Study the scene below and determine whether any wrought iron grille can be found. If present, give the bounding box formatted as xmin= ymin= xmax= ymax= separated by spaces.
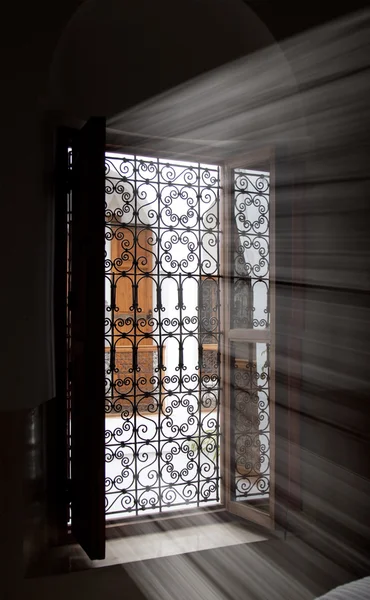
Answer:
xmin=231 ymin=341 xmax=270 ymax=501
xmin=63 ymin=153 xmax=273 ymax=522
xmin=104 ymin=153 xmax=221 ymax=518
xmin=230 ymin=168 xmax=271 ymax=504
xmin=232 ymin=169 xmax=270 ymax=330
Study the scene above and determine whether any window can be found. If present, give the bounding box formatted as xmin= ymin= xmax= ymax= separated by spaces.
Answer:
xmin=55 ymin=119 xmax=277 ymax=559
xmin=225 ymin=162 xmax=273 ymax=518
xmin=104 ymin=152 xmax=222 ymax=518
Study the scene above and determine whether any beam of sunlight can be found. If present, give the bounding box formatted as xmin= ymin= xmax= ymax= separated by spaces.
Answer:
xmin=105 ymin=8 xmax=370 ymax=598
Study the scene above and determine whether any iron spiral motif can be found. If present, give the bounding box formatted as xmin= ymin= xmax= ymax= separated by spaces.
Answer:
xmin=232 ymin=169 xmax=270 ymax=330
xmin=231 ymin=168 xmax=271 ymax=502
xmin=104 ymin=153 xmax=221 ymax=518
xmin=231 ymin=342 xmax=270 ymax=500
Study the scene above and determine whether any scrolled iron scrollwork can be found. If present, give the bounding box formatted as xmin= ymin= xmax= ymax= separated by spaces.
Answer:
xmin=232 ymin=169 xmax=270 ymax=330
xmin=232 ymin=342 xmax=270 ymax=501
xmin=104 ymin=153 xmax=221 ymax=518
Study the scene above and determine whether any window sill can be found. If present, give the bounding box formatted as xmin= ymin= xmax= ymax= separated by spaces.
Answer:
xmin=26 ymin=512 xmax=269 ymax=578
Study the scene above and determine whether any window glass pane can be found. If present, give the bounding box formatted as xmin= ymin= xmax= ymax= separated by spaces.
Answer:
xmin=231 ymin=169 xmax=270 ymax=329
xmin=231 ymin=341 xmax=270 ymax=511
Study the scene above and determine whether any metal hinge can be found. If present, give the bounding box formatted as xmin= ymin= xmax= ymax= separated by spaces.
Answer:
xmin=68 ymin=361 xmax=73 ymax=383
xmin=66 ymin=152 xmax=73 ymax=193
xmin=65 ymin=166 xmax=73 ymax=193
xmin=66 ymin=478 xmax=73 ymax=503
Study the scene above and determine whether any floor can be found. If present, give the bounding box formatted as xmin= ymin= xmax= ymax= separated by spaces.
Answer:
xmin=30 ymin=512 xmax=267 ymax=575
xmin=123 ymin=537 xmax=354 ymax=600
xmin=26 ymin=510 xmax=360 ymax=600
xmin=25 ymin=531 xmax=357 ymax=600
xmin=94 ymin=520 xmax=267 ymax=567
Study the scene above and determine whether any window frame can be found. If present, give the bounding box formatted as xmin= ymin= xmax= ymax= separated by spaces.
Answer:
xmin=51 ymin=132 xmax=302 ymax=548
xmin=221 ymin=146 xmax=276 ymax=529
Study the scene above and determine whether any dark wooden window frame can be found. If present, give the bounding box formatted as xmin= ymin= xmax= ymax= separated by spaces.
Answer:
xmin=49 ymin=132 xmax=303 ymax=554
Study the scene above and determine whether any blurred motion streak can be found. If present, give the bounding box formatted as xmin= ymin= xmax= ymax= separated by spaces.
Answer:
xmin=106 ymin=8 xmax=370 ymax=597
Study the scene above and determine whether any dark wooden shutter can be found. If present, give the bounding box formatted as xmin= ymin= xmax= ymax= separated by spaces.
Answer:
xmin=70 ymin=117 xmax=106 ymax=559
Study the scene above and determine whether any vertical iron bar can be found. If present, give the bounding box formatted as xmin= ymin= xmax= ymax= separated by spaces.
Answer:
xmin=133 ymin=155 xmax=138 ymax=515
xmin=216 ymin=166 xmax=221 ymax=502
xmin=197 ymin=162 xmax=202 ymax=507
xmin=178 ymin=282 xmax=183 ymax=311
xmin=132 ymin=283 xmax=138 ymax=311
xmin=110 ymin=273 xmax=116 ymax=384
xmin=157 ymin=155 xmax=162 ymax=513
xmin=179 ymin=340 xmax=184 ymax=371
xmin=199 ymin=342 xmax=203 ymax=373
xmin=230 ymin=169 xmax=237 ymax=502
xmin=178 ymin=274 xmax=183 ymax=373
xmin=133 ymin=345 xmax=138 ymax=372
xmin=178 ymin=267 xmax=184 ymax=508
xmin=157 ymin=286 xmax=162 ymax=313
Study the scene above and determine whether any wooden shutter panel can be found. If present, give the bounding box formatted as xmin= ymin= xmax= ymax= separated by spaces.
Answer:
xmin=70 ymin=117 xmax=106 ymax=559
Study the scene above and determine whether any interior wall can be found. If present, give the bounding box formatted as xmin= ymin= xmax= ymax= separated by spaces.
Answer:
xmin=0 ymin=2 xmax=76 ymax=595
xmin=1 ymin=0 xmax=369 ymax=596
xmin=298 ymin=169 xmax=370 ymax=570
xmin=1 ymin=0 xmax=278 ymax=415
xmin=1 ymin=0 xmax=77 ymax=415
xmin=286 ymin=13 xmax=370 ymax=569
xmin=0 ymin=2 xmax=280 ymax=598
xmin=48 ymin=0 xmax=276 ymax=119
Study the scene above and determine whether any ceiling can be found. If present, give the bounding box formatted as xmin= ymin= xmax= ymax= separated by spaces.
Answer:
xmin=243 ymin=0 xmax=370 ymax=40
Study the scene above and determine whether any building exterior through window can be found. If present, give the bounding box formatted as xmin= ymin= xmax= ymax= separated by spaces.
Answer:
xmin=64 ymin=144 xmax=273 ymax=525
xmin=102 ymin=151 xmax=272 ymax=520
